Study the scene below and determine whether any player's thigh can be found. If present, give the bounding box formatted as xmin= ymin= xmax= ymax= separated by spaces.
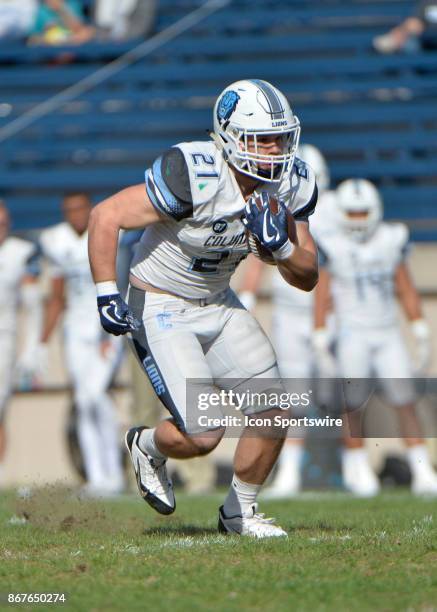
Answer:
xmin=64 ymin=331 xmax=98 ymax=392
xmin=374 ymin=330 xmax=415 ymax=405
xmin=204 ymin=303 xmax=289 ymax=421
xmin=337 ymin=329 xmax=372 ymax=378
xmin=0 ymin=332 xmax=16 ymax=422
xmin=205 ymin=303 xmax=277 ymax=381
xmin=128 ymin=287 xmax=218 ymax=434
xmin=337 ymin=329 xmax=373 ymax=409
xmin=272 ymin=307 xmax=313 ymax=379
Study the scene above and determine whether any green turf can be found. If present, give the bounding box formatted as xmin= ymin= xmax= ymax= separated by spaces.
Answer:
xmin=0 ymin=487 xmax=436 ymax=611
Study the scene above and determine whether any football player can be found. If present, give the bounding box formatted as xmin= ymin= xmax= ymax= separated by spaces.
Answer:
xmin=314 ymin=179 xmax=437 ymax=496
xmin=240 ymin=145 xmax=337 ymax=498
xmin=88 ymin=79 xmax=319 ymax=537
xmin=0 ymin=200 xmax=42 ymax=487
xmin=38 ymin=193 xmax=125 ymax=496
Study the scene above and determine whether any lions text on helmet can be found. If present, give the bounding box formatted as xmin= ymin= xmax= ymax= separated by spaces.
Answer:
xmin=213 ymin=79 xmax=301 ymax=183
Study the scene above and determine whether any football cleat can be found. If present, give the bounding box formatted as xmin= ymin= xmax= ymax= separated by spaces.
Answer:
xmin=125 ymin=427 xmax=175 ymax=515
xmin=342 ymin=450 xmax=380 ymax=498
xmin=218 ymin=503 xmax=288 ymax=538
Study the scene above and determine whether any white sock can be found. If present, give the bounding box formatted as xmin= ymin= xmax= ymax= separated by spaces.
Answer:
xmin=0 ymin=463 xmax=4 ymax=488
xmin=138 ymin=428 xmax=167 ymax=462
xmin=223 ymin=475 xmax=261 ymax=517
xmin=406 ymin=444 xmax=434 ymax=478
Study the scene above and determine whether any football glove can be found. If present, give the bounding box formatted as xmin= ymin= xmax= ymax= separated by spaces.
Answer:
xmin=242 ymin=192 xmax=289 ymax=253
xmin=97 ymin=293 xmax=141 ymax=336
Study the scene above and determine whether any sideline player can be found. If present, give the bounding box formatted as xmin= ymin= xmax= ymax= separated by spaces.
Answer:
xmin=88 ymin=79 xmax=319 ymax=537
xmin=240 ymin=145 xmax=336 ymax=497
xmin=38 ymin=193 xmax=124 ymax=496
xmin=0 ymin=200 xmax=42 ymax=487
xmin=314 ymin=179 xmax=437 ymax=496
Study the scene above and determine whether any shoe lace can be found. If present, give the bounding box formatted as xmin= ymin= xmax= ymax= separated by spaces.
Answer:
xmin=252 ymin=512 xmax=276 ymax=525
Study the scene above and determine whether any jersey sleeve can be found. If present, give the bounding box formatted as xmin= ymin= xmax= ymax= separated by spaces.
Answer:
xmin=291 ymin=159 xmax=318 ymax=222
xmin=145 ymin=147 xmax=194 ymax=221
xmin=392 ymin=223 xmax=410 ymax=261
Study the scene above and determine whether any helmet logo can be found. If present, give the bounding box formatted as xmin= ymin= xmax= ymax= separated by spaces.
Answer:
xmin=217 ymin=90 xmax=240 ymax=124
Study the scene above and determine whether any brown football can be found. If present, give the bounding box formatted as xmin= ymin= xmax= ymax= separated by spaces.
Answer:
xmin=245 ymin=194 xmax=297 ymax=265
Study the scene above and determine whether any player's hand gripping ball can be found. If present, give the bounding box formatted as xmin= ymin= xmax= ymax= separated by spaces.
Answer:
xmin=242 ymin=192 xmax=297 ymax=265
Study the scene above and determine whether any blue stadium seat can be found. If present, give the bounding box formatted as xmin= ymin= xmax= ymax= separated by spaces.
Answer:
xmin=1 ymin=0 xmax=436 ymax=240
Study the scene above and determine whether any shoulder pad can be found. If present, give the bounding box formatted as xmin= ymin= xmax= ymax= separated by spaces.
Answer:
xmin=176 ymin=141 xmax=224 ymax=206
xmin=39 ymin=223 xmax=67 ymax=258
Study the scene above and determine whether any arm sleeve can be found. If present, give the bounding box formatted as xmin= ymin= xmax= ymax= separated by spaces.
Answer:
xmin=145 ymin=147 xmax=194 ymax=221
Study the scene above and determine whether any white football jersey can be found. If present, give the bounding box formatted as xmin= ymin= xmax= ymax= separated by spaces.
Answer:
xmin=0 ymin=236 xmax=36 ymax=332
xmin=317 ymin=222 xmax=409 ymax=329
xmin=39 ymin=223 xmax=97 ymax=330
xmin=131 ymin=140 xmax=317 ymax=298
xmin=271 ymin=190 xmax=337 ymax=310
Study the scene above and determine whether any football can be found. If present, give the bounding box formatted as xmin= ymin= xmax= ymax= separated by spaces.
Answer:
xmin=245 ymin=194 xmax=297 ymax=265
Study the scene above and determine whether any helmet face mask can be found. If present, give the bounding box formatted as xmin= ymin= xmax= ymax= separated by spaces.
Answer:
xmin=335 ymin=179 xmax=383 ymax=242
xmin=213 ymin=80 xmax=301 ymax=183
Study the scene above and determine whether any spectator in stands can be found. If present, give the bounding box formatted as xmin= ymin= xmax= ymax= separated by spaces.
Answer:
xmin=93 ymin=0 xmax=157 ymax=41
xmin=374 ymin=0 xmax=437 ymax=53
xmin=0 ymin=0 xmax=37 ymax=40
xmin=28 ymin=0 xmax=95 ymax=45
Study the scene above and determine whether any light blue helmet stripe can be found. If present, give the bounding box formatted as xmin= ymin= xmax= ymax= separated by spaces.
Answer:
xmin=250 ymin=79 xmax=284 ymax=118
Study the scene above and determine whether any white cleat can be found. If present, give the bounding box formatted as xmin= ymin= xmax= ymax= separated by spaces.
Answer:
xmin=125 ymin=427 xmax=175 ymax=515
xmin=218 ymin=503 xmax=288 ymax=538
xmin=411 ymin=471 xmax=437 ymax=496
xmin=342 ymin=451 xmax=380 ymax=498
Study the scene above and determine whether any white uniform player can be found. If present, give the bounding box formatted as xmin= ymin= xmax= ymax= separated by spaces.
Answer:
xmin=39 ymin=194 xmax=124 ymax=496
xmin=0 ymin=202 xmax=42 ymax=486
xmin=89 ymin=79 xmax=320 ymax=537
xmin=315 ymin=179 xmax=437 ymax=496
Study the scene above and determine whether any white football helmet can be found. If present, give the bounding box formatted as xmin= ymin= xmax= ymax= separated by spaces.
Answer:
xmin=336 ymin=179 xmax=383 ymax=241
xmin=213 ymin=79 xmax=301 ymax=183
xmin=297 ymin=144 xmax=330 ymax=194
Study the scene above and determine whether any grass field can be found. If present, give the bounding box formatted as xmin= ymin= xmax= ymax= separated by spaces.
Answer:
xmin=1 ymin=487 xmax=436 ymax=611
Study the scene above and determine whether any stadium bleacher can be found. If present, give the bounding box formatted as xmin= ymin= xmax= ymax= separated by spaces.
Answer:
xmin=1 ymin=0 xmax=436 ymax=238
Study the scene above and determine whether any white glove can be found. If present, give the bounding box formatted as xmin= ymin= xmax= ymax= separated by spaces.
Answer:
xmin=312 ymin=328 xmax=337 ymax=378
xmin=15 ymin=343 xmax=49 ymax=390
xmin=238 ymin=291 xmax=256 ymax=312
xmin=411 ymin=319 xmax=432 ymax=375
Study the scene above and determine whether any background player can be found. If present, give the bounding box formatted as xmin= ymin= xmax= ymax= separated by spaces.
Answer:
xmin=314 ymin=179 xmax=437 ymax=496
xmin=88 ymin=79 xmax=319 ymax=537
xmin=37 ymin=193 xmax=124 ymax=496
xmin=0 ymin=200 xmax=42 ymax=488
